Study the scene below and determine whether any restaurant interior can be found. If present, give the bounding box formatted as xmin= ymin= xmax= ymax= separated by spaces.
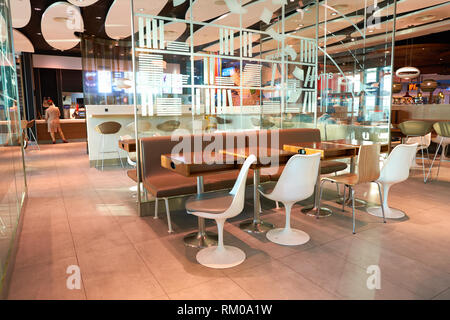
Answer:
xmin=0 ymin=0 xmax=449 ymax=301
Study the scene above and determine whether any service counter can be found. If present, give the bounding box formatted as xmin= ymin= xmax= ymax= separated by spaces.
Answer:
xmin=36 ymin=119 xmax=86 ymax=142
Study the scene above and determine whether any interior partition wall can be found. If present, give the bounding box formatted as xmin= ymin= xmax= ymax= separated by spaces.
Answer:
xmin=0 ymin=0 xmax=27 ymax=296
xmin=80 ymin=0 xmax=396 ymax=214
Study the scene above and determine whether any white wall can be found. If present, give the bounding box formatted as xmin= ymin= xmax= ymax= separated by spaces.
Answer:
xmin=32 ymin=54 xmax=82 ymax=70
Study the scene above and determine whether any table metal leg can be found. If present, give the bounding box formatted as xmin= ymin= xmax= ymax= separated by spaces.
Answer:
xmin=184 ymin=176 xmax=218 ymax=248
xmin=301 ymin=161 xmax=333 ymax=218
xmin=239 ymin=168 xmax=274 ymax=233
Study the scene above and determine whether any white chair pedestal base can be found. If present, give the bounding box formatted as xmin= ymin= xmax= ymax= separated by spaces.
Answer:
xmin=367 ymin=206 xmax=405 ymax=219
xmin=196 ymin=245 xmax=246 ymax=269
xmin=266 ymin=228 xmax=310 ymax=246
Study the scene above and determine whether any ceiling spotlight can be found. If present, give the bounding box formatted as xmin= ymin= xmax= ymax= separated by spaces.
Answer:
xmin=331 ymin=12 xmax=337 ymax=16
xmin=138 ymin=8 xmax=144 ymax=12
xmin=96 ymin=16 xmax=102 ymax=20
xmin=37 ymin=32 xmax=41 ymax=35
xmin=351 ymin=38 xmax=355 ymax=41
xmin=34 ymin=7 xmax=42 ymax=11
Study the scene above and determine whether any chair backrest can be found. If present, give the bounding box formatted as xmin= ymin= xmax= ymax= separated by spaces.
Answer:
xmin=356 ymin=144 xmax=381 ymax=184
xmin=270 ymin=153 xmax=321 ymax=204
xmin=378 ymin=143 xmax=418 ymax=184
xmin=223 ymin=154 xmax=257 ymax=219
xmin=95 ymin=121 xmax=122 ymax=135
xmin=434 ymin=122 xmax=450 ymax=138
xmin=398 ymin=120 xmax=433 ymax=136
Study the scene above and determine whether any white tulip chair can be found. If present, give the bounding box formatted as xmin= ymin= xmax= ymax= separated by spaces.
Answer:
xmin=186 ymin=154 xmax=257 ymax=269
xmin=259 ymin=153 xmax=321 ymax=246
xmin=367 ymin=143 xmax=418 ymax=219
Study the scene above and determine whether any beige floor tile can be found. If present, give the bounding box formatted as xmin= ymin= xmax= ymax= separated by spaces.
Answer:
xmin=135 ymin=237 xmax=228 ymax=294
xmin=321 ymin=235 xmax=450 ymax=299
xmin=228 ymin=260 xmax=339 ymax=300
xmin=168 ymin=278 xmax=253 ymax=300
xmin=8 ymin=256 xmax=85 ymax=300
xmin=77 ymin=243 xmax=165 ymax=299
xmin=279 ymin=245 xmax=421 ymax=300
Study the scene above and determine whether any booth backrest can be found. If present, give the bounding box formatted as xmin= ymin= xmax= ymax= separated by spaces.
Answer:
xmin=140 ymin=128 xmax=321 ymax=178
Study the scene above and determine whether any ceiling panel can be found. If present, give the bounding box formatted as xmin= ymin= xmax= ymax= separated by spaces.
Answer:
xmin=186 ymin=0 xmax=253 ymax=22
xmin=13 ymin=29 xmax=34 ymax=52
xmin=188 ymin=0 xmax=282 ymax=46
xmin=41 ymin=2 xmax=84 ymax=51
xmin=11 ymin=0 xmax=31 ymax=28
xmin=351 ymin=2 xmax=450 ymax=38
xmin=67 ymin=0 xmax=100 ymax=7
xmin=105 ymin=0 xmax=167 ymax=40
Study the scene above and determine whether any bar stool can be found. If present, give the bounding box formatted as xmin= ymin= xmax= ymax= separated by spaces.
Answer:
xmin=318 ymin=144 xmax=385 ymax=234
xmin=95 ymin=121 xmax=124 ymax=170
xmin=367 ymin=143 xmax=418 ymax=219
xmin=426 ymin=122 xmax=450 ymax=182
xmin=186 ymin=155 xmax=256 ymax=269
xmin=432 ymin=135 xmax=450 ymax=162
xmin=21 ymin=119 xmax=39 ymax=150
xmin=398 ymin=121 xmax=433 ymax=182
xmin=259 ymin=153 xmax=321 ymax=246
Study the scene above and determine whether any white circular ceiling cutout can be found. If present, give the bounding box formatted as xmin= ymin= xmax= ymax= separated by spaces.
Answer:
xmin=13 ymin=29 xmax=34 ymax=52
xmin=105 ymin=0 xmax=167 ymax=40
xmin=11 ymin=0 xmax=32 ymax=28
xmin=41 ymin=2 xmax=84 ymax=51
xmin=67 ymin=0 xmax=99 ymax=7
xmin=186 ymin=0 xmax=253 ymax=22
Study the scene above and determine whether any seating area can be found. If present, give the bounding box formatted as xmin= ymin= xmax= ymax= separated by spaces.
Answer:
xmin=123 ymin=128 xmax=426 ymax=269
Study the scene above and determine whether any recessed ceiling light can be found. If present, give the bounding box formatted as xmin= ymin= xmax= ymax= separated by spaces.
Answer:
xmin=331 ymin=12 xmax=337 ymax=16
xmin=34 ymin=7 xmax=42 ymax=11
xmin=138 ymin=8 xmax=144 ymax=12
xmin=96 ymin=16 xmax=102 ymax=20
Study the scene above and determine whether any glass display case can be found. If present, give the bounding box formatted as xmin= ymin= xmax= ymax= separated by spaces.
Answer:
xmin=0 ymin=0 xmax=27 ymax=296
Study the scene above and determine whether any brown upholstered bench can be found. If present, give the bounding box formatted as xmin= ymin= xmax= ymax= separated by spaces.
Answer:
xmin=140 ymin=132 xmax=269 ymax=232
xmin=258 ymin=128 xmax=348 ymax=181
xmin=139 ymin=128 xmax=346 ymax=233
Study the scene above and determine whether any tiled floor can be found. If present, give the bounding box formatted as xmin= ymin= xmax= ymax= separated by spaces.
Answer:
xmin=7 ymin=142 xmax=450 ymax=300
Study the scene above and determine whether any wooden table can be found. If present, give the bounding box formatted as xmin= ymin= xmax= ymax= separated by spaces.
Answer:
xmin=161 ymin=148 xmax=296 ymax=244
xmin=283 ymin=141 xmax=361 ymax=217
xmin=118 ymin=139 xmax=136 ymax=153
xmin=219 ymin=148 xmax=296 ymax=233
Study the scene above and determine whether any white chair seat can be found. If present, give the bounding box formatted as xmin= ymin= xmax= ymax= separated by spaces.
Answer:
xmin=189 ymin=155 xmax=257 ymax=269
xmin=186 ymin=191 xmax=234 ymax=215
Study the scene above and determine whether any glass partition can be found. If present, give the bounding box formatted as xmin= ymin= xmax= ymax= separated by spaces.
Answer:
xmin=79 ymin=0 xmax=396 ymax=212
xmin=316 ymin=0 xmax=396 ymax=144
xmin=0 ymin=0 xmax=27 ymax=295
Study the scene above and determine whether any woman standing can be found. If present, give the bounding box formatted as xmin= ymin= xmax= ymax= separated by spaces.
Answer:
xmin=45 ymin=100 xmax=68 ymax=144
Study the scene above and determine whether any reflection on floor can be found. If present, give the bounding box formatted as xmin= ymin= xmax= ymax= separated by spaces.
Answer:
xmin=7 ymin=142 xmax=450 ymax=300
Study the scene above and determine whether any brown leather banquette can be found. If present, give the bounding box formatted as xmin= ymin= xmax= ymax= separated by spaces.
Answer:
xmin=138 ymin=128 xmax=347 ymax=199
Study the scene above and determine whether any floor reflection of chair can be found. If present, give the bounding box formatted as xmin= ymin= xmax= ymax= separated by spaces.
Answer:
xmin=259 ymin=153 xmax=321 ymax=246
xmin=367 ymin=143 xmax=418 ymax=219
xmin=318 ymin=144 xmax=385 ymax=234
xmin=186 ymin=155 xmax=256 ymax=269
